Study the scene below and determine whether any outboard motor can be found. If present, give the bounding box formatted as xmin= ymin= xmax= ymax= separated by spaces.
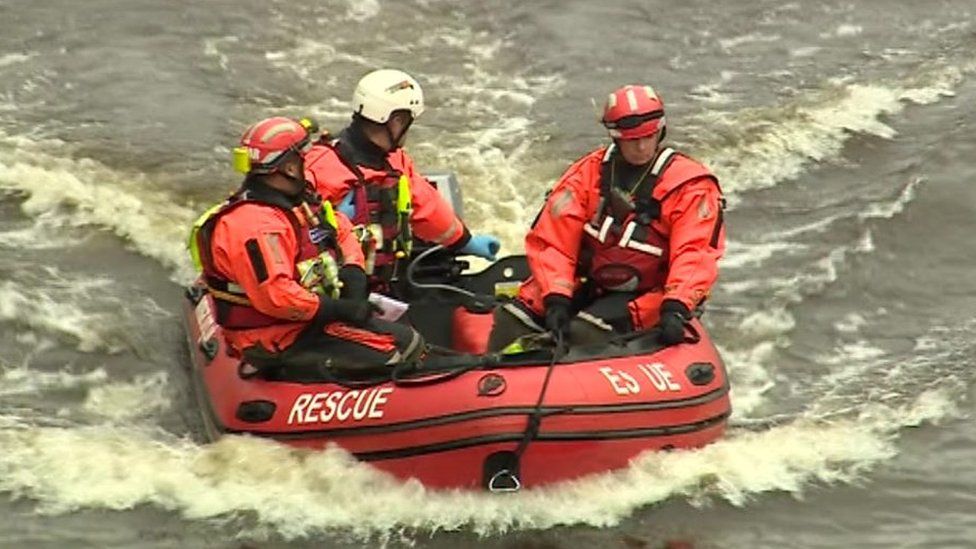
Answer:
xmin=425 ymin=172 xmax=465 ymax=218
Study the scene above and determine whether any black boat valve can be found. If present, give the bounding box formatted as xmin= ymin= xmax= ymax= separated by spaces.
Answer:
xmin=685 ymin=362 xmax=716 ymax=386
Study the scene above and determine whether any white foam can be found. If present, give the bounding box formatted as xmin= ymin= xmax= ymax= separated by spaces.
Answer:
xmin=721 ymin=340 xmax=778 ymax=418
xmin=1 ymin=388 xmax=955 ymax=540
xmin=817 ymin=340 xmax=887 ymax=372
xmin=718 ymin=33 xmax=781 ymax=51
xmin=721 ymin=239 xmax=806 ymax=271
xmin=0 ymin=264 xmax=171 ymax=353
xmin=0 ymin=53 xmax=33 ymax=68
xmin=342 ymin=0 xmax=381 ymax=22
xmin=790 ymin=46 xmax=823 ymax=58
xmin=81 ymin=371 xmax=171 ymax=421
xmin=0 ymin=365 xmax=108 ymax=398
xmin=0 ymin=132 xmax=199 ymax=283
xmin=820 ymin=24 xmax=863 ymax=38
xmin=834 ymin=312 xmax=868 ymax=334
xmin=698 ymin=65 xmax=966 ymax=198
xmin=738 ymin=307 xmax=797 ymax=339
xmin=0 ymin=278 xmax=120 ymax=353
xmin=0 ymin=212 xmax=90 ymax=250
xmin=202 ymin=36 xmax=238 ymax=72
xmin=732 ymin=229 xmax=875 ymax=304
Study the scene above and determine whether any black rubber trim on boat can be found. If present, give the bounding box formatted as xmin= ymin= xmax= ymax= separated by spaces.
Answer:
xmin=351 ymin=412 xmax=730 ymax=462
xmin=227 ymin=382 xmax=729 ymax=440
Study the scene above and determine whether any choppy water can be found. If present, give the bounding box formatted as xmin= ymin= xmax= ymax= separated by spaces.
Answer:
xmin=1 ymin=1 xmax=975 ymax=547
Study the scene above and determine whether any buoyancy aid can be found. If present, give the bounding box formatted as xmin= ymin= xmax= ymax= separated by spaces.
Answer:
xmin=188 ymin=183 xmax=343 ymax=330
xmin=313 ymin=139 xmax=414 ymax=282
xmin=580 ymin=146 xmax=723 ymax=293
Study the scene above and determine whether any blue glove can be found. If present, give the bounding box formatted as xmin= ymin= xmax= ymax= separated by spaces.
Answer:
xmin=461 ymin=234 xmax=501 ymax=261
xmin=337 ymin=191 xmax=356 ymax=219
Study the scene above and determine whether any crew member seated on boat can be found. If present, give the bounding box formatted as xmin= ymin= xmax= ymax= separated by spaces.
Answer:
xmin=188 ymin=117 xmax=423 ymax=380
xmin=488 ymin=84 xmax=726 ymax=350
xmin=302 ymin=68 xmax=501 ymax=292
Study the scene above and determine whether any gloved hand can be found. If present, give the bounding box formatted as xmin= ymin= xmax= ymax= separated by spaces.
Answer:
xmin=337 ymin=191 xmax=356 ymax=219
xmin=658 ymin=299 xmax=691 ymax=346
xmin=317 ymin=297 xmax=375 ymax=326
xmin=460 ymin=233 xmax=501 ymax=261
xmin=338 ymin=265 xmax=369 ymax=300
xmin=543 ymin=294 xmax=573 ymax=342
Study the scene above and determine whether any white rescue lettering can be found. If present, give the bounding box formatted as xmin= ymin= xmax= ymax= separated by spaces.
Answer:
xmin=287 ymin=387 xmax=393 ymax=425
xmin=288 ymin=394 xmax=311 ymax=424
xmin=369 ymin=388 xmax=391 ymax=418
xmin=304 ymin=392 xmax=327 ymax=423
xmin=638 ymin=362 xmax=682 ymax=392
xmin=599 ymin=366 xmax=640 ymax=395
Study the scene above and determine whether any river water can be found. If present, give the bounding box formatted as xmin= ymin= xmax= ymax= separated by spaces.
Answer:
xmin=1 ymin=1 xmax=974 ymax=547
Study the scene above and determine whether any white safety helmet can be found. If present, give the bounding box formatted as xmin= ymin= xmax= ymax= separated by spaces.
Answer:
xmin=351 ymin=69 xmax=425 ymax=124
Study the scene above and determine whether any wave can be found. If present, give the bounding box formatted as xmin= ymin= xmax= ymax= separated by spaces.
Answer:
xmin=4 ymin=319 xmax=970 ymax=540
xmin=81 ymin=371 xmax=172 ymax=422
xmin=0 ymin=267 xmax=172 ymax=354
xmin=0 ymin=211 xmax=92 ymax=250
xmin=0 ymin=385 xmax=956 ymax=541
xmin=0 ymin=276 xmax=123 ymax=353
xmin=0 ymin=131 xmax=200 ymax=283
xmin=0 ymin=53 xmax=34 ymax=68
xmin=0 ymin=364 xmax=108 ymax=399
xmin=693 ymin=62 xmax=970 ymax=201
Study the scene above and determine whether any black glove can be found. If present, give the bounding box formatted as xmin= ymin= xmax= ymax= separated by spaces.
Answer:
xmin=315 ymin=297 xmax=375 ymax=327
xmin=658 ymin=299 xmax=691 ymax=346
xmin=543 ymin=294 xmax=573 ymax=341
xmin=339 ymin=265 xmax=369 ymax=300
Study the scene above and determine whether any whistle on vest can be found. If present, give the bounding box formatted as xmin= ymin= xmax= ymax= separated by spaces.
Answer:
xmin=300 ymin=202 xmax=319 ymax=227
xmin=608 ymin=187 xmax=636 ymax=221
xmin=355 ymin=223 xmax=383 ymax=275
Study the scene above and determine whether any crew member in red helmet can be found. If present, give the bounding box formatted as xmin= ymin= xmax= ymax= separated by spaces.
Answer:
xmin=189 ymin=117 xmax=423 ymax=380
xmin=488 ymin=85 xmax=726 ymax=350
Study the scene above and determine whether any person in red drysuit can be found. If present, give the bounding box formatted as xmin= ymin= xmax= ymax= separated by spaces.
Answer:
xmin=190 ymin=117 xmax=423 ymax=380
xmin=303 ymin=69 xmax=500 ymax=290
xmin=488 ymin=84 xmax=726 ymax=350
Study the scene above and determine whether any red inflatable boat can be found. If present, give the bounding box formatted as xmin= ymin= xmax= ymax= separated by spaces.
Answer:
xmin=182 ymin=175 xmax=730 ymax=491
xmin=183 ymin=261 xmax=729 ymax=490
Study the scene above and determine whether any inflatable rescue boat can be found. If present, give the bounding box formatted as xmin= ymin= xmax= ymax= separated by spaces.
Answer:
xmin=183 ymin=174 xmax=731 ymax=491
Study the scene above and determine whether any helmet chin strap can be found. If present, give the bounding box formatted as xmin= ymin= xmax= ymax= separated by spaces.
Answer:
xmin=384 ymin=116 xmax=414 ymax=151
xmin=273 ymin=154 xmax=308 ymax=197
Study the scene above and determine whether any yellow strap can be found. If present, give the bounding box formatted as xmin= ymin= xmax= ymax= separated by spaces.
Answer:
xmin=322 ymin=199 xmax=338 ymax=229
xmin=397 ymin=174 xmax=412 ymax=214
xmin=396 ymin=174 xmax=413 ymax=255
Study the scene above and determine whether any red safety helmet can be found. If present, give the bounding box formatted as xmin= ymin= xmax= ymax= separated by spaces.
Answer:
xmin=233 ymin=117 xmax=313 ymax=174
xmin=601 ymin=85 xmax=666 ymax=140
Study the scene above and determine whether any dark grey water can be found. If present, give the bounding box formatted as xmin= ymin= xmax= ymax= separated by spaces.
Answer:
xmin=2 ymin=0 xmax=975 ymax=547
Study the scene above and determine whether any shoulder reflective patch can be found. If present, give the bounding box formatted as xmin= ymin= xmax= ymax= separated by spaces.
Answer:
xmin=245 ymin=239 xmax=269 ymax=283
xmin=549 ymin=188 xmax=574 ymax=218
xmin=262 ymin=232 xmax=286 ymax=265
xmin=697 ymin=196 xmax=714 ymax=220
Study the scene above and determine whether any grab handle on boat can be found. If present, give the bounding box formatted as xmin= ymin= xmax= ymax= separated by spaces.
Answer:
xmin=487 ymin=469 xmax=521 ymax=493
